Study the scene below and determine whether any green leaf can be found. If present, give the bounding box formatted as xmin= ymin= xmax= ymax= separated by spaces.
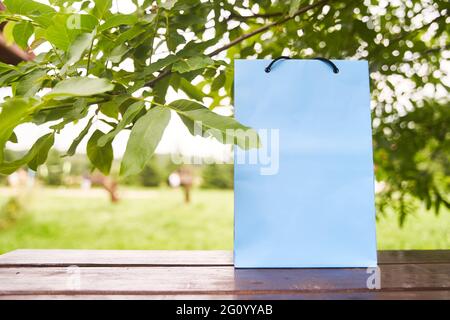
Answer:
xmin=211 ymin=71 xmax=225 ymax=91
xmin=64 ymin=116 xmax=94 ymax=157
xmin=289 ymin=0 xmax=301 ymax=17
xmin=152 ymin=73 xmax=171 ymax=104
xmin=62 ymin=32 xmax=95 ymax=73
xmin=167 ymin=30 xmax=185 ymax=52
xmin=46 ymin=14 xmax=97 ymax=51
xmin=46 ymin=15 xmax=76 ymax=51
xmin=224 ymin=67 xmax=233 ymax=96
xmin=87 ymin=129 xmax=113 ymax=175
xmin=0 ymin=97 xmax=38 ymax=163
xmin=50 ymin=98 xmax=89 ymax=131
xmin=98 ymin=14 xmax=138 ymax=32
xmin=0 ymin=133 xmax=54 ymax=174
xmin=169 ymin=99 xmax=260 ymax=149
xmin=68 ymin=14 xmax=99 ymax=32
xmin=120 ymin=106 xmax=171 ymax=176
xmin=172 ymin=56 xmax=214 ymax=73
xmin=97 ymin=101 xmax=145 ymax=147
xmin=13 ymin=21 xmax=34 ymax=49
xmin=3 ymin=21 xmax=15 ymax=45
xmin=99 ymin=95 xmax=131 ymax=119
xmin=0 ymin=62 xmax=18 ymax=73
xmin=3 ymin=0 xmax=55 ymax=18
xmin=178 ymin=77 xmax=205 ymax=101
xmin=178 ymin=114 xmax=204 ymax=137
xmin=8 ymin=131 xmax=18 ymax=144
xmin=108 ymin=44 xmax=129 ymax=64
xmin=93 ymin=0 xmax=112 ymax=19
xmin=99 ymin=100 xmax=119 ymax=119
xmin=141 ymin=55 xmax=178 ymax=77
xmin=15 ymin=69 xmax=48 ymax=97
xmin=46 ymin=77 xmax=114 ymax=98
xmin=176 ymin=39 xmax=217 ymax=57
xmin=28 ymin=133 xmax=54 ymax=170
xmin=159 ymin=0 xmax=178 ymax=10
xmin=115 ymin=25 xmax=145 ymax=44
xmin=30 ymin=26 xmax=47 ymax=47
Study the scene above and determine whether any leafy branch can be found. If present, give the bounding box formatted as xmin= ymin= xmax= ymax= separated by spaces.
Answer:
xmin=145 ymin=0 xmax=331 ymax=87
xmin=0 ymin=0 xmax=448 ymax=223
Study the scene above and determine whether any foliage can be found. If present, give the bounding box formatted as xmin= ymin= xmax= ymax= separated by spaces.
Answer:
xmin=0 ymin=188 xmax=236 ymax=252
xmin=0 ymin=0 xmax=258 ymax=178
xmin=120 ymin=154 xmax=178 ymax=186
xmin=0 ymin=0 xmax=448 ymax=222
xmin=140 ymin=160 xmax=163 ymax=187
xmin=0 ymin=195 xmax=27 ymax=229
xmin=0 ymin=187 xmax=448 ymax=253
xmin=374 ymin=101 xmax=449 ymax=225
xmin=42 ymin=149 xmax=64 ymax=185
xmin=201 ymin=163 xmax=234 ymax=189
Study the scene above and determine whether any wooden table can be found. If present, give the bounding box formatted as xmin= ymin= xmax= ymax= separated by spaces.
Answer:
xmin=0 ymin=250 xmax=449 ymax=299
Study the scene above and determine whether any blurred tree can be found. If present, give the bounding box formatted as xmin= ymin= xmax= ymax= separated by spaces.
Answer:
xmin=140 ymin=160 xmax=163 ymax=187
xmin=202 ymin=164 xmax=234 ymax=189
xmin=41 ymin=149 xmax=64 ymax=185
xmin=0 ymin=0 xmax=448 ymax=222
xmin=0 ymin=196 xmax=25 ymax=229
xmin=120 ymin=154 xmax=176 ymax=186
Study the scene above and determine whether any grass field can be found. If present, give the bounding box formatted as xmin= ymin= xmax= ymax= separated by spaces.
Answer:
xmin=0 ymin=187 xmax=448 ymax=254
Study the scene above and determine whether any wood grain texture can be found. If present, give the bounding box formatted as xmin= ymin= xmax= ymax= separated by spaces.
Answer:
xmin=1 ymin=291 xmax=449 ymax=300
xmin=1 ymin=249 xmax=449 ymax=267
xmin=378 ymin=250 xmax=450 ymax=264
xmin=0 ymin=250 xmax=232 ymax=267
xmin=0 ymin=250 xmax=448 ymax=299
xmin=0 ymin=264 xmax=448 ymax=294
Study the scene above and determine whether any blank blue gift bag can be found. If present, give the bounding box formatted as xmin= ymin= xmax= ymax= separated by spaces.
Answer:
xmin=234 ymin=58 xmax=377 ymax=268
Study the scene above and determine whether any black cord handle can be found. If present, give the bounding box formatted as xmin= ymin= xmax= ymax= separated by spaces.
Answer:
xmin=264 ymin=56 xmax=339 ymax=74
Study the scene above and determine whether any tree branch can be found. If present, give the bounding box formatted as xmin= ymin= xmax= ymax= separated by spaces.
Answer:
xmin=228 ymin=11 xmax=284 ymax=21
xmin=371 ymin=13 xmax=447 ymax=59
xmin=403 ymin=44 xmax=450 ymax=62
xmin=144 ymin=0 xmax=330 ymax=87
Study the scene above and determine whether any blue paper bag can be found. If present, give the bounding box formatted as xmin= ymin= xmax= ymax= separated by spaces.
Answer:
xmin=234 ymin=59 xmax=377 ymax=268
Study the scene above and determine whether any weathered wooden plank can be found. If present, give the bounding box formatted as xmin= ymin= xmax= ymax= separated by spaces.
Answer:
xmin=378 ymin=250 xmax=450 ymax=264
xmin=0 ymin=264 xmax=448 ymax=295
xmin=1 ymin=290 xmax=449 ymax=300
xmin=0 ymin=250 xmax=232 ymax=267
xmin=1 ymin=250 xmax=448 ymax=267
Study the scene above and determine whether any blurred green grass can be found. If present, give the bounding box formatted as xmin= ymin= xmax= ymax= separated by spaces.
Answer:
xmin=0 ymin=187 xmax=448 ymax=254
